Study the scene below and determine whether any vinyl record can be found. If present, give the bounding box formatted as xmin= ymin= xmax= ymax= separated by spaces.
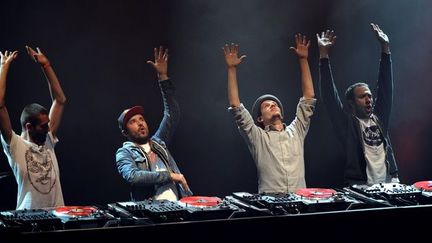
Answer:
xmin=53 ymin=206 xmax=98 ymax=217
xmin=179 ymin=196 xmax=222 ymax=208
xmin=413 ymin=181 xmax=432 ymax=191
xmin=295 ymin=188 xmax=336 ymax=199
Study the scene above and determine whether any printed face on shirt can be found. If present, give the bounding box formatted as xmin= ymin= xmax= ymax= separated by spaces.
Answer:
xmin=353 ymin=86 xmax=373 ymax=118
xmin=25 ymin=147 xmax=57 ymax=194
xmin=28 ymin=114 xmax=50 ymax=146
xmin=259 ymin=100 xmax=282 ymax=125
xmin=125 ymin=114 xmax=149 ymax=144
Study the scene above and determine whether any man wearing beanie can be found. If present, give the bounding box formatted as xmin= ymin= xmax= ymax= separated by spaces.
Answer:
xmin=223 ymin=34 xmax=316 ymax=193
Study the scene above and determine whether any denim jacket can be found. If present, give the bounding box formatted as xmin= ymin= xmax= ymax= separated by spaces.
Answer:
xmin=115 ymin=79 xmax=191 ymax=201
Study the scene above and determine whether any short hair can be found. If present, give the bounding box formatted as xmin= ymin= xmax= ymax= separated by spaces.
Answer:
xmin=20 ymin=103 xmax=48 ymax=128
xmin=345 ymin=82 xmax=369 ymax=101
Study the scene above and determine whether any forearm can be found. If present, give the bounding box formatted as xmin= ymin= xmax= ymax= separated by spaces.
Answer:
xmin=0 ymin=65 xmax=10 ymax=107
xmin=158 ymin=73 xmax=169 ymax=81
xmin=319 ymin=48 xmax=329 ymax=59
xmin=299 ymin=58 xmax=314 ymax=98
xmin=43 ymin=65 xmax=67 ymax=104
xmin=128 ymin=169 xmax=171 ymax=186
xmin=319 ymin=58 xmax=348 ymax=138
xmin=375 ymin=53 xmax=393 ymax=126
xmin=159 ymin=79 xmax=179 ymax=119
xmin=381 ymin=43 xmax=390 ymax=54
xmin=155 ymin=79 xmax=179 ymax=144
xmin=227 ymin=67 xmax=241 ymax=107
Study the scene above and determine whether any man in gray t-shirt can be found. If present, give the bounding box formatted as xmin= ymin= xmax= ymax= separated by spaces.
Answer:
xmin=0 ymin=46 xmax=67 ymax=209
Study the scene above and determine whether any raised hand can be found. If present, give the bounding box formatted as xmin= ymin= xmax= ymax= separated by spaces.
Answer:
xmin=317 ymin=30 xmax=337 ymax=58
xmin=0 ymin=51 xmax=18 ymax=67
xmin=26 ymin=46 xmax=50 ymax=67
xmin=317 ymin=30 xmax=337 ymax=49
xmin=147 ymin=46 xmax=168 ymax=80
xmin=370 ymin=23 xmax=390 ymax=54
xmin=222 ymin=43 xmax=246 ymax=68
xmin=290 ymin=34 xmax=310 ymax=59
xmin=370 ymin=23 xmax=389 ymax=45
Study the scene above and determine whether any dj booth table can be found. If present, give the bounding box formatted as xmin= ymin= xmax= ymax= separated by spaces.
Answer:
xmin=2 ymin=183 xmax=432 ymax=241
xmin=3 ymin=204 xmax=431 ymax=241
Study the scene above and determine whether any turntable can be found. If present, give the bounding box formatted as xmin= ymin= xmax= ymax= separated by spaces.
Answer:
xmin=179 ymin=196 xmax=222 ymax=207
xmin=413 ymin=181 xmax=432 ymax=204
xmin=295 ymin=188 xmax=336 ymax=200
xmin=112 ymin=199 xmax=189 ymax=223
xmin=413 ymin=181 xmax=432 ymax=192
xmin=228 ymin=192 xmax=302 ymax=215
xmin=179 ymin=196 xmax=241 ymax=220
xmin=294 ymin=188 xmax=361 ymax=213
xmin=349 ymin=183 xmax=422 ymax=206
xmin=52 ymin=206 xmax=115 ymax=229
xmin=0 ymin=209 xmax=62 ymax=232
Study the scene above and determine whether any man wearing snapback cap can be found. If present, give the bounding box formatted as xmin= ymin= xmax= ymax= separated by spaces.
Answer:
xmin=115 ymin=46 xmax=191 ymax=201
xmin=223 ymin=34 xmax=316 ymax=194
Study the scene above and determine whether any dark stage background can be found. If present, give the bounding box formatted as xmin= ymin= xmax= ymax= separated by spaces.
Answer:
xmin=1 ymin=0 xmax=431 ymax=210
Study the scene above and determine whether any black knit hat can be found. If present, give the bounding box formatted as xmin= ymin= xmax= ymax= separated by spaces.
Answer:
xmin=251 ymin=94 xmax=284 ymax=126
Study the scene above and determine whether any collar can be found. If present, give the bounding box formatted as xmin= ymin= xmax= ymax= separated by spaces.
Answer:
xmin=264 ymin=123 xmax=287 ymax=132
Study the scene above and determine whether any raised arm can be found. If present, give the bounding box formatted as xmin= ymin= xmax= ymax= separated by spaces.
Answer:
xmin=317 ymin=30 xmax=348 ymax=140
xmin=290 ymin=34 xmax=314 ymax=98
xmin=26 ymin=46 xmax=66 ymax=138
xmin=223 ymin=43 xmax=246 ymax=108
xmin=0 ymin=51 xmax=18 ymax=144
xmin=147 ymin=47 xmax=179 ymax=145
xmin=370 ymin=23 xmax=393 ymax=127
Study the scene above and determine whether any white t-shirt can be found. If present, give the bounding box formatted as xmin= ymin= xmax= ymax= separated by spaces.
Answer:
xmin=1 ymin=131 xmax=64 ymax=209
xmin=140 ymin=143 xmax=178 ymax=201
xmin=357 ymin=118 xmax=387 ymax=185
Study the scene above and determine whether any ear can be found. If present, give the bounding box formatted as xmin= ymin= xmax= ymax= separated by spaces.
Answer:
xmin=257 ymin=116 xmax=263 ymax=123
xmin=121 ymin=129 xmax=128 ymax=137
xmin=25 ymin=122 xmax=32 ymax=131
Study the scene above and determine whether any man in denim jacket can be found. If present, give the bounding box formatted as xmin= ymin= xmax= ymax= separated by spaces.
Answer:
xmin=116 ymin=47 xmax=191 ymax=201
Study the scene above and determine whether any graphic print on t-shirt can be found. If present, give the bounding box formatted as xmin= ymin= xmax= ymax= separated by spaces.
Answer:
xmin=25 ymin=147 xmax=57 ymax=194
xmin=362 ymin=124 xmax=383 ymax=147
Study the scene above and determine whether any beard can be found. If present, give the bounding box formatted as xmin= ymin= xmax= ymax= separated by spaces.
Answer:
xmin=32 ymin=132 xmax=47 ymax=145
xmin=131 ymin=134 xmax=149 ymax=145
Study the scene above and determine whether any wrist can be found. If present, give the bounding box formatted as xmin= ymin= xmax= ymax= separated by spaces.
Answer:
xmin=158 ymin=73 xmax=168 ymax=81
xmin=0 ymin=63 xmax=10 ymax=69
xmin=381 ymin=44 xmax=390 ymax=54
xmin=42 ymin=63 xmax=51 ymax=69
xmin=319 ymin=52 xmax=329 ymax=59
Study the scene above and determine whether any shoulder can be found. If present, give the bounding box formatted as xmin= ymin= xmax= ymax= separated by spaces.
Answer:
xmin=116 ymin=142 xmax=140 ymax=157
xmin=151 ymin=138 xmax=167 ymax=148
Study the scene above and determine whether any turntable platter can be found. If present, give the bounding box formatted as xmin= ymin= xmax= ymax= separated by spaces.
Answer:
xmin=295 ymin=188 xmax=336 ymax=200
xmin=179 ymin=196 xmax=222 ymax=208
xmin=413 ymin=181 xmax=432 ymax=191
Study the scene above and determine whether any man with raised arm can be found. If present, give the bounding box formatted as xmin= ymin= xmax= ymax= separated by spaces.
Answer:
xmin=223 ymin=34 xmax=316 ymax=193
xmin=0 ymin=46 xmax=67 ymax=209
xmin=318 ymin=23 xmax=399 ymax=186
xmin=116 ymin=47 xmax=192 ymax=201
